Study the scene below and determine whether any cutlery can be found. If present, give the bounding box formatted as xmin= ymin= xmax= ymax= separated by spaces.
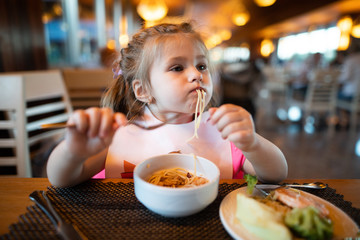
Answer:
xmin=29 ymin=190 xmax=88 ymax=240
xmin=254 ymin=182 xmax=327 ymax=197
xmin=255 ymin=182 xmax=327 ymax=190
xmin=40 ymin=115 xmax=180 ymax=131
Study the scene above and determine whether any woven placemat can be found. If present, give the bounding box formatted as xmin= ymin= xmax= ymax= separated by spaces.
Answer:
xmin=1 ymin=182 xmax=359 ymax=240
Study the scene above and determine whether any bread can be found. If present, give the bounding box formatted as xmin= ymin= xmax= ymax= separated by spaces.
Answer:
xmin=236 ymin=193 xmax=292 ymax=240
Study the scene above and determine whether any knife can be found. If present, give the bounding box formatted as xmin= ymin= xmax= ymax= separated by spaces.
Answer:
xmin=29 ymin=190 xmax=88 ymax=240
xmin=255 ymin=182 xmax=327 ymax=190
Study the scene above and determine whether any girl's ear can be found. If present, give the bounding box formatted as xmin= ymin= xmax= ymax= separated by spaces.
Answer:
xmin=132 ymin=79 xmax=152 ymax=103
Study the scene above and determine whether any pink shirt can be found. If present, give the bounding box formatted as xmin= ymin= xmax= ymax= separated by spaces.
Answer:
xmin=93 ymin=142 xmax=245 ymax=179
xmin=93 ymin=108 xmax=246 ymax=179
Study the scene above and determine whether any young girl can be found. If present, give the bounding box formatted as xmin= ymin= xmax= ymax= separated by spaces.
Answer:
xmin=47 ymin=22 xmax=288 ymax=187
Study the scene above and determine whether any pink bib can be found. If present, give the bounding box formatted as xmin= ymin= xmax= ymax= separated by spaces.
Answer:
xmin=106 ymin=108 xmax=236 ymax=178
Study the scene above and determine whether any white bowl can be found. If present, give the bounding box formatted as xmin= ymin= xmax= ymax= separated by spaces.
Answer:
xmin=134 ymin=154 xmax=220 ymax=217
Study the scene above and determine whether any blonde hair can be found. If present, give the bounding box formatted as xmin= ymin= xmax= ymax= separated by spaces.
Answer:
xmin=101 ymin=22 xmax=211 ymax=119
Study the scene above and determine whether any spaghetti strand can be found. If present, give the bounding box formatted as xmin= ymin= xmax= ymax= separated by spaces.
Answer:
xmin=148 ymin=167 xmax=208 ymax=188
xmin=187 ymin=89 xmax=206 ymax=142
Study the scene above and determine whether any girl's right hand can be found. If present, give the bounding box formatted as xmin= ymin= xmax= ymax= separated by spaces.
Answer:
xmin=64 ymin=107 xmax=127 ymax=160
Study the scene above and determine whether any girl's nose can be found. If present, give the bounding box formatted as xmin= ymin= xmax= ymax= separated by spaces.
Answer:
xmin=188 ymin=67 xmax=203 ymax=82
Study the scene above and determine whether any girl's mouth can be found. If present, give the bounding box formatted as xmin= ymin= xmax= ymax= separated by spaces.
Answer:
xmin=191 ymin=87 xmax=205 ymax=94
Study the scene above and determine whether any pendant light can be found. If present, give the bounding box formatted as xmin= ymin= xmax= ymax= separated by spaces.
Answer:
xmin=254 ymin=0 xmax=276 ymax=7
xmin=260 ymin=39 xmax=274 ymax=57
xmin=351 ymin=17 xmax=360 ymax=38
xmin=337 ymin=16 xmax=353 ymax=33
xmin=338 ymin=32 xmax=350 ymax=51
xmin=232 ymin=3 xmax=250 ymax=26
xmin=137 ymin=0 xmax=168 ymax=22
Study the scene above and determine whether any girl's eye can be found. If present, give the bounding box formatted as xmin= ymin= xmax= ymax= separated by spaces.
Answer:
xmin=170 ymin=65 xmax=183 ymax=72
xmin=197 ymin=64 xmax=207 ymax=71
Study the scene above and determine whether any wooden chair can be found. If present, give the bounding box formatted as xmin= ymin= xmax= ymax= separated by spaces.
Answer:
xmin=288 ymin=69 xmax=340 ymax=133
xmin=260 ymin=66 xmax=288 ymax=114
xmin=0 ymin=75 xmax=30 ymax=177
xmin=336 ymin=82 xmax=360 ymax=132
xmin=0 ymin=70 xmax=73 ymax=177
xmin=62 ymin=68 xmax=113 ymax=109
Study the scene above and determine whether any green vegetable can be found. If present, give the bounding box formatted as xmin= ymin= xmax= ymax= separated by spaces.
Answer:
xmin=244 ymin=174 xmax=258 ymax=194
xmin=285 ymin=206 xmax=333 ymax=240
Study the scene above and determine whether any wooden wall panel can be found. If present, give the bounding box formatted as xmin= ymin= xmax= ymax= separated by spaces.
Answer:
xmin=0 ymin=0 xmax=47 ymax=72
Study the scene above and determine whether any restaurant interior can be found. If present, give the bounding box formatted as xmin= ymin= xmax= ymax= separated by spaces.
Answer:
xmin=0 ymin=0 xmax=360 ymax=180
xmin=1 ymin=1 xmax=360 ymax=239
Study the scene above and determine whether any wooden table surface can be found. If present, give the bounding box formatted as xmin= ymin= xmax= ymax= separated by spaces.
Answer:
xmin=0 ymin=178 xmax=359 ymax=235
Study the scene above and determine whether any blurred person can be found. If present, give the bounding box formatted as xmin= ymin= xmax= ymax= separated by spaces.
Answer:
xmin=338 ymin=39 xmax=360 ymax=101
xmin=288 ymin=53 xmax=323 ymax=100
xmin=219 ymin=60 xmax=262 ymax=119
xmin=329 ymin=50 xmax=346 ymax=69
xmin=337 ymin=39 xmax=360 ymax=128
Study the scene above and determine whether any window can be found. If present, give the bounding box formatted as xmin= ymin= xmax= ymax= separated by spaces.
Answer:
xmin=277 ymin=27 xmax=341 ymax=61
xmin=42 ymin=0 xmax=121 ymax=68
xmin=42 ymin=0 xmax=67 ymax=66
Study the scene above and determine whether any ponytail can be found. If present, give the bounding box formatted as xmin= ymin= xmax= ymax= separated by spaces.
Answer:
xmin=101 ymin=74 xmax=128 ymax=114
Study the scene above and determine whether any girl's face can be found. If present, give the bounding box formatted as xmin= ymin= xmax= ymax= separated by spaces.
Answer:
xmin=147 ymin=35 xmax=213 ymax=122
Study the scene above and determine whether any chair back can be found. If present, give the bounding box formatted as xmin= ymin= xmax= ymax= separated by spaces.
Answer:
xmin=23 ymin=70 xmax=73 ymax=146
xmin=62 ymin=68 xmax=113 ymax=109
xmin=288 ymin=69 xmax=340 ymax=133
xmin=0 ymin=70 xmax=73 ymax=177
xmin=0 ymin=76 xmax=30 ymax=177
xmin=304 ymin=69 xmax=340 ymax=112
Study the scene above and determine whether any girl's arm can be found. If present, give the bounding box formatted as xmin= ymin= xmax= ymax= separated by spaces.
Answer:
xmin=46 ymin=108 xmax=127 ymax=187
xmin=47 ymin=142 xmax=107 ymax=187
xmin=240 ymin=134 xmax=287 ymax=183
xmin=209 ymin=104 xmax=288 ymax=183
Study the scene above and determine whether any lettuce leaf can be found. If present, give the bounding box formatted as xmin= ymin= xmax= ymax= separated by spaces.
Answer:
xmin=244 ymin=174 xmax=258 ymax=194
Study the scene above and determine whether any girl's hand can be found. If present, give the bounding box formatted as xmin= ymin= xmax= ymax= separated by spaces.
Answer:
xmin=65 ymin=107 xmax=127 ymax=160
xmin=209 ymin=104 xmax=256 ymax=152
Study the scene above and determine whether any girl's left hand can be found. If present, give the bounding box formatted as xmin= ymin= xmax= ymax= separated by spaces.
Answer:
xmin=209 ymin=104 xmax=256 ymax=152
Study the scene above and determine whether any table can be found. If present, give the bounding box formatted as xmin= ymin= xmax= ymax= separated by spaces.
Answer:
xmin=0 ymin=178 xmax=359 ymax=235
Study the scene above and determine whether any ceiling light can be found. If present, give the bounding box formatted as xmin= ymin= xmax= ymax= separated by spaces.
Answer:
xmin=219 ymin=29 xmax=232 ymax=41
xmin=231 ymin=2 xmax=250 ymax=26
xmin=351 ymin=25 xmax=360 ymax=38
xmin=260 ymin=39 xmax=274 ymax=57
xmin=337 ymin=16 xmax=353 ymax=33
xmin=338 ymin=32 xmax=350 ymax=51
xmin=119 ymin=34 xmax=129 ymax=48
xmin=107 ymin=40 xmax=116 ymax=50
xmin=42 ymin=13 xmax=51 ymax=23
xmin=137 ymin=0 xmax=168 ymax=22
xmin=53 ymin=4 xmax=63 ymax=16
xmin=351 ymin=17 xmax=360 ymax=38
xmin=232 ymin=12 xmax=250 ymax=26
xmin=254 ymin=0 xmax=276 ymax=7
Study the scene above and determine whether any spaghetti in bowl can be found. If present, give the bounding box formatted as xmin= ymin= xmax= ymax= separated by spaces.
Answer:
xmin=134 ymin=154 xmax=220 ymax=217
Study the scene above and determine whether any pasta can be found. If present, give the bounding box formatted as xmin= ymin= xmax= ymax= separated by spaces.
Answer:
xmin=148 ymin=89 xmax=208 ymax=188
xmin=147 ymin=167 xmax=209 ymax=188
xmin=148 ymin=154 xmax=208 ymax=188
xmin=188 ymin=89 xmax=206 ymax=141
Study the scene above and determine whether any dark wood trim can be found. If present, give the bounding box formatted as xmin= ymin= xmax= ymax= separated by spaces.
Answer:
xmin=0 ymin=0 xmax=47 ymax=72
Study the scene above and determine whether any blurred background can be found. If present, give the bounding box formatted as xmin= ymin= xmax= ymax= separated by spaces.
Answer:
xmin=0 ymin=0 xmax=359 ymax=179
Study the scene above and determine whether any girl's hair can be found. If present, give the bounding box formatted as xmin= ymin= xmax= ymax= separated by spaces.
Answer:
xmin=101 ymin=22 xmax=211 ymax=119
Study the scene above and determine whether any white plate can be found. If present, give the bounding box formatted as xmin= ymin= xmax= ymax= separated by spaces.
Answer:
xmin=219 ymin=187 xmax=359 ymax=240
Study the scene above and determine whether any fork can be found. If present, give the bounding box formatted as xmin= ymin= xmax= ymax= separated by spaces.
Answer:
xmin=40 ymin=116 xmax=178 ymax=131
xmin=29 ymin=190 xmax=88 ymax=240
